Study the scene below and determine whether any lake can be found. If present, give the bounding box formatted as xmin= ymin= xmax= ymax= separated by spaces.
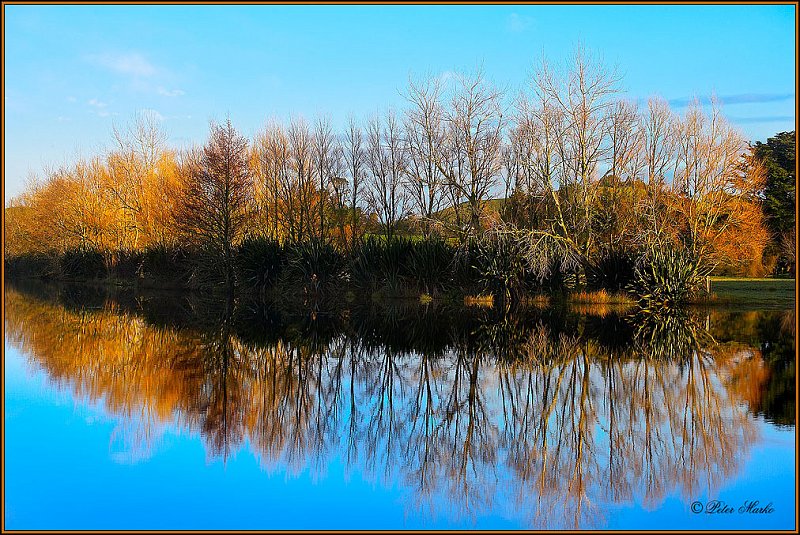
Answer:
xmin=4 ymin=281 xmax=796 ymax=530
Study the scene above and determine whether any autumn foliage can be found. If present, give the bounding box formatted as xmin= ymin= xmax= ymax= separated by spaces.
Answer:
xmin=4 ymin=51 xmax=775 ymax=286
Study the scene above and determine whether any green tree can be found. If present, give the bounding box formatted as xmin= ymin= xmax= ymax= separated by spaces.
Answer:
xmin=753 ymin=131 xmax=795 ymax=273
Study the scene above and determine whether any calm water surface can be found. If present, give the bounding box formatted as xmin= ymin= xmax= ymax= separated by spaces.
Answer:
xmin=4 ymin=282 xmax=796 ymax=530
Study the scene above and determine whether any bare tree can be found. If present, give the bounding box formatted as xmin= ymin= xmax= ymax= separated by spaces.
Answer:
xmin=606 ymin=99 xmax=643 ymax=182
xmin=596 ymin=99 xmax=645 ymax=248
xmin=176 ymin=119 xmax=252 ymax=287
xmin=437 ymin=70 xmax=506 ymax=240
xmin=404 ymin=76 xmax=447 ymax=236
xmin=287 ymin=119 xmax=316 ymax=241
xmin=343 ymin=116 xmax=366 ymax=250
xmin=500 ymin=138 xmax=521 ymax=224
xmin=528 ymin=47 xmax=621 ymax=263
xmin=672 ymin=100 xmax=763 ymax=269
xmin=313 ymin=117 xmax=339 ymax=240
xmin=327 ymin=144 xmax=348 ymax=247
xmin=513 ymin=84 xmax=565 ymax=232
xmin=251 ymin=123 xmax=277 ymax=239
xmin=366 ymin=111 xmax=409 ymax=241
xmin=637 ymin=97 xmax=677 ymax=245
xmin=267 ymin=124 xmax=292 ymax=240
xmin=642 ymin=97 xmax=676 ymax=186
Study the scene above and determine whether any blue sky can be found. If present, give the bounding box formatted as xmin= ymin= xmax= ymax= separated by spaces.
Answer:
xmin=4 ymin=4 xmax=796 ymax=201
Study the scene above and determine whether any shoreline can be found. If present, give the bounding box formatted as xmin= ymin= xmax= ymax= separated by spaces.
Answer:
xmin=5 ymin=273 xmax=794 ymax=311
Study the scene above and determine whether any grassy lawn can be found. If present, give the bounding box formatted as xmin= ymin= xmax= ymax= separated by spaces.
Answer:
xmin=710 ymin=277 xmax=796 ymax=309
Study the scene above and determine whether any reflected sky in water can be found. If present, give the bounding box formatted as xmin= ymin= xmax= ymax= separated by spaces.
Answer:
xmin=3 ymin=282 xmax=796 ymax=530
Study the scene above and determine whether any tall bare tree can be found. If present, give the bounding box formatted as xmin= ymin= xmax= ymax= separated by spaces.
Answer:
xmin=606 ymin=99 xmax=643 ymax=182
xmin=366 ymin=111 xmax=409 ymax=241
xmin=596 ymin=99 xmax=645 ymax=249
xmin=637 ymin=97 xmax=677 ymax=245
xmin=672 ymin=100 xmax=765 ymax=269
xmin=176 ymin=119 xmax=252 ymax=287
xmin=513 ymin=84 xmax=565 ymax=232
xmin=251 ymin=124 xmax=272 ymax=239
xmin=404 ymin=76 xmax=447 ymax=236
xmin=343 ymin=116 xmax=366 ymax=250
xmin=287 ymin=119 xmax=316 ymax=241
xmin=313 ymin=117 xmax=339 ymax=241
xmin=268 ymin=124 xmax=292 ymax=240
xmin=437 ymin=70 xmax=506 ymax=240
xmin=528 ymin=47 xmax=621 ymax=263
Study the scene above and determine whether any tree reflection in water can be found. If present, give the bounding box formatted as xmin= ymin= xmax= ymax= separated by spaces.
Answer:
xmin=4 ymin=281 xmax=795 ymax=529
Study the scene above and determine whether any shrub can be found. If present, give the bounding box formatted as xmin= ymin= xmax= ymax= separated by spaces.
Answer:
xmin=627 ymin=247 xmax=711 ymax=306
xmin=349 ymin=236 xmax=416 ymax=295
xmin=236 ymin=237 xmax=285 ymax=287
xmin=473 ymin=232 xmax=529 ymax=301
xmin=586 ymin=247 xmax=637 ymax=292
xmin=139 ymin=245 xmax=192 ymax=287
xmin=408 ymin=238 xmax=456 ymax=295
xmin=350 ymin=237 xmax=385 ymax=292
xmin=451 ymin=239 xmax=481 ymax=292
xmin=381 ymin=238 xmax=413 ymax=293
xmin=4 ymin=253 xmax=58 ymax=278
xmin=284 ymin=238 xmax=345 ymax=293
xmin=534 ymin=258 xmax=572 ymax=293
xmin=59 ymin=248 xmax=106 ymax=280
xmin=108 ymin=250 xmax=143 ymax=280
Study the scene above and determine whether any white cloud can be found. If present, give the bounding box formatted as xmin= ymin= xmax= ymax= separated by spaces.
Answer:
xmin=157 ymin=87 xmax=185 ymax=97
xmin=507 ymin=13 xmax=533 ymax=33
xmin=88 ymin=52 xmax=157 ymax=77
xmin=140 ymin=109 xmax=165 ymax=122
xmin=87 ymin=98 xmax=114 ymax=117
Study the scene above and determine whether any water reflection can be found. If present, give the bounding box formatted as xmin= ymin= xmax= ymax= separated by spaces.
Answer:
xmin=4 ymin=281 xmax=795 ymax=529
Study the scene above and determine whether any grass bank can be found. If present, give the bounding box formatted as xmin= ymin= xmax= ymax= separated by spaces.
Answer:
xmin=709 ymin=277 xmax=795 ymax=309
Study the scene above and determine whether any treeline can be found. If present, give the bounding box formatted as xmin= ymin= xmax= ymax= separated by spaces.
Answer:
xmin=5 ymin=50 xmax=783 ymax=300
